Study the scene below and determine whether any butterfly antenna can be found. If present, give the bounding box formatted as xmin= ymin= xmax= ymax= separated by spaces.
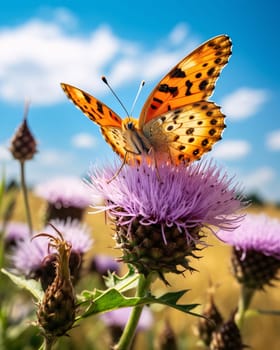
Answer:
xmin=101 ymin=76 xmax=129 ymax=116
xmin=130 ymin=80 xmax=145 ymax=116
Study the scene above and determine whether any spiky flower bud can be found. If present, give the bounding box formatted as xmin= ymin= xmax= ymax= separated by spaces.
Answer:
xmin=197 ymin=296 xmax=223 ymax=346
xmin=10 ymin=113 xmax=37 ymax=162
xmin=88 ymin=161 xmax=244 ymax=283
xmin=210 ymin=319 xmax=244 ymax=350
xmin=36 ymin=228 xmax=76 ymax=339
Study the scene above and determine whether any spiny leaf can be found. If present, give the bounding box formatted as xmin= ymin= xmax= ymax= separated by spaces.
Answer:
xmin=104 ymin=264 xmax=138 ymax=292
xmin=78 ymin=287 xmax=200 ymax=319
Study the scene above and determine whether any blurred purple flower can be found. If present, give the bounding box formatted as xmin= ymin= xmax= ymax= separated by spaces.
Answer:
xmin=88 ymin=161 xmax=244 ymax=242
xmin=35 ymin=176 xmax=92 ymax=209
xmin=218 ymin=214 xmax=280 ymax=289
xmin=217 ymin=214 xmax=280 ymax=259
xmin=11 ymin=219 xmax=93 ymax=288
xmin=90 ymin=254 xmax=120 ymax=276
xmin=35 ymin=176 xmax=99 ymax=222
xmin=4 ymin=221 xmax=30 ymax=249
xmin=101 ymin=306 xmax=153 ymax=331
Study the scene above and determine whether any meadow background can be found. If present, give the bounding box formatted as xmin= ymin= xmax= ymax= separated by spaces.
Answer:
xmin=6 ymin=190 xmax=280 ymax=349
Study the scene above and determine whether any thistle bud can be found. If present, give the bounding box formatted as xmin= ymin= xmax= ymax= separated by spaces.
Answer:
xmin=10 ymin=105 xmax=37 ymax=162
xmin=210 ymin=319 xmax=244 ymax=350
xmin=197 ymin=296 xmax=223 ymax=346
xmin=36 ymin=229 xmax=76 ymax=339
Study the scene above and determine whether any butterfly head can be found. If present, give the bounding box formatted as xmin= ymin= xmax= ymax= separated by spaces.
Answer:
xmin=122 ymin=117 xmax=139 ymax=131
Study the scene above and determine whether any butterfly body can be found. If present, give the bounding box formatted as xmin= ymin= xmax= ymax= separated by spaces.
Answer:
xmin=61 ymin=35 xmax=232 ymax=166
xmin=120 ymin=117 xmax=152 ymax=156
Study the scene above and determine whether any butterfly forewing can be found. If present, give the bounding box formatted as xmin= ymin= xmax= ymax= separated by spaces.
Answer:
xmin=142 ymin=101 xmax=225 ymax=164
xmin=61 ymin=83 xmax=122 ymax=128
xmin=139 ymin=35 xmax=232 ymax=126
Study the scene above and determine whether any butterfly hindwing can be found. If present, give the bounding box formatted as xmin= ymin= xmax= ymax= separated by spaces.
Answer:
xmin=139 ymin=35 xmax=232 ymax=127
xmin=142 ymin=101 xmax=225 ymax=165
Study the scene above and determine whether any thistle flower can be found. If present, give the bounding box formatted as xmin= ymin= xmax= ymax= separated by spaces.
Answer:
xmin=11 ymin=219 xmax=93 ymax=289
xmin=217 ymin=214 xmax=280 ymax=289
xmin=36 ymin=230 xmax=76 ymax=341
xmin=3 ymin=221 xmax=30 ymax=249
xmin=34 ymin=176 xmax=94 ymax=222
xmin=88 ymin=161 xmax=244 ymax=281
xmin=10 ymin=114 xmax=37 ymax=162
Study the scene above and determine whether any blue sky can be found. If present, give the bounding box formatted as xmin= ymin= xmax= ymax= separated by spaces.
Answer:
xmin=1 ymin=0 xmax=280 ymax=201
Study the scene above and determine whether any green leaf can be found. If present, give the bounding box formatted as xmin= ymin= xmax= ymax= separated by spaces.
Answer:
xmin=1 ymin=268 xmax=43 ymax=301
xmin=78 ymin=287 xmax=200 ymax=319
xmin=156 ymin=290 xmax=201 ymax=316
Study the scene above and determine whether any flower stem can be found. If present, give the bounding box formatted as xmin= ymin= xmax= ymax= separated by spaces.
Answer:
xmin=20 ymin=161 xmax=33 ymax=235
xmin=114 ymin=274 xmax=151 ymax=350
xmin=235 ymin=285 xmax=255 ymax=329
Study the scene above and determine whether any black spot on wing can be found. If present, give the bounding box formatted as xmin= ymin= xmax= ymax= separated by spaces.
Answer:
xmin=170 ymin=67 xmax=186 ymax=78
xmin=82 ymin=92 xmax=91 ymax=104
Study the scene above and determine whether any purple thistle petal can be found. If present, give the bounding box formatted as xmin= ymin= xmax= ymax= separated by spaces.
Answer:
xmin=87 ymin=160 xmax=245 ymax=242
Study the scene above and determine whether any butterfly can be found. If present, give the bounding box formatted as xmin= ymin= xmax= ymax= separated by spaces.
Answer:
xmin=61 ymin=35 xmax=232 ymax=167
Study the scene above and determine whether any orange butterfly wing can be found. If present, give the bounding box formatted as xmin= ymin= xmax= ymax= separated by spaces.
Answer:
xmin=61 ymin=83 xmax=127 ymax=159
xmin=139 ymin=35 xmax=232 ymax=127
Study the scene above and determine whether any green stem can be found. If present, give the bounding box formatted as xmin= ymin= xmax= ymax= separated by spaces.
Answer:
xmin=20 ymin=161 xmax=33 ymax=235
xmin=235 ymin=285 xmax=255 ymax=329
xmin=114 ymin=274 xmax=151 ymax=350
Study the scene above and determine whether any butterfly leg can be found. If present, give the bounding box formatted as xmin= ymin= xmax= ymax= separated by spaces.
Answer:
xmin=106 ymin=152 xmax=128 ymax=184
xmin=148 ymin=147 xmax=162 ymax=182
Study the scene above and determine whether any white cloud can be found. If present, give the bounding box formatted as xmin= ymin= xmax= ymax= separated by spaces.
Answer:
xmin=266 ymin=129 xmax=280 ymax=150
xmin=0 ymin=144 xmax=12 ymax=161
xmin=212 ymin=140 xmax=251 ymax=160
xmin=167 ymin=23 xmax=189 ymax=46
xmin=0 ymin=12 xmax=198 ymax=106
xmin=38 ymin=149 xmax=73 ymax=165
xmin=71 ymin=133 xmax=96 ymax=148
xmin=221 ymin=88 xmax=269 ymax=119
xmin=242 ymin=167 xmax=276 ymax=191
